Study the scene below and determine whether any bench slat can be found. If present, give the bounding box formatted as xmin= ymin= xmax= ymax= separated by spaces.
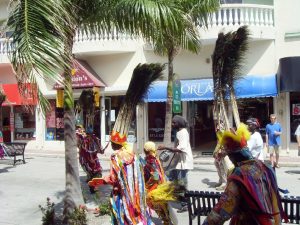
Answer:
xmin=185 ymin=190 xmax=300 ymax=224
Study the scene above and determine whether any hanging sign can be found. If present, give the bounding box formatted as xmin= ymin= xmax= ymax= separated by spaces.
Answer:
xmin=173 ymin=80 xmax=182 ymax=113
xmin=292 ymin=104 xmax=300 ymax=116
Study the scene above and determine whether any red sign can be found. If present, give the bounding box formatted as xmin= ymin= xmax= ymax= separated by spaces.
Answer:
xmin=53 ymin=59 xmax=105 ymax=89
xmin=293 ymin=104 xmax=300 ymax=116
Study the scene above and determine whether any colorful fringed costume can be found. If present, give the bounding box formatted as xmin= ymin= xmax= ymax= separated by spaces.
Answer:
xmin=76 ymin=128 xmax=103 ymax=181
xmin=89 ymin=63 xmax=165 ymax=225
xmin=143 ymin=141 xmax=176 ymax=225
xmin=91 ymin=142 xmax=153 ymax=225
xmin=203 ymin=124 xmax=288 ymax=225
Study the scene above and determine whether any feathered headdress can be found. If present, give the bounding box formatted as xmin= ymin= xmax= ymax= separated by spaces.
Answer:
xmin=111 ymin=63 xmax=165 ymax=145
xmin=218 ymin=123 xmax=251 ymax=152
xmin=212 ymin=26 xmax=250 ymax=129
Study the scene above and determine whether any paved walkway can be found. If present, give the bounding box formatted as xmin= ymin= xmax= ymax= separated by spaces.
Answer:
xmin=2 ymin=148 xmax=299 ymax=225
xmin=26 ymin=147 xmax=300 ymax=167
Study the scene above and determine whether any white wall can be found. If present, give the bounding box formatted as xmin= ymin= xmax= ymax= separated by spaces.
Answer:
xmin=274 ymin=0 xmax=300 ymax=60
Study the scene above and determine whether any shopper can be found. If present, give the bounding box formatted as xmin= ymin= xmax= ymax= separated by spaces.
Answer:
xmin=246 ymin=118 xmax=264 ymax=161
xmin=266 ymin=114 xmax=282 ymax=168
xmin=158 ymin=115 xmax=194 ymax=213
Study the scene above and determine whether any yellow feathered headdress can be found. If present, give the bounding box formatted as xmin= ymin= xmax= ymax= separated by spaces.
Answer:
xmin=218 ymin=123 xmax=251 ymax=152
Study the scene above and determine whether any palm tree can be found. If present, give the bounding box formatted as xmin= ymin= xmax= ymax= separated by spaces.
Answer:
xmin=150 ymin=0 xmax=219 ymax=145
xmin=4 ymin=0 xmax=198 ymax=222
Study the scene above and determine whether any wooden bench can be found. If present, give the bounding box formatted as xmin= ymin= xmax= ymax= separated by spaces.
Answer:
xmin=185 ymin=190 xmax=300 ymax=224
xmin=1 ymin=142 xmax=27 ymax=165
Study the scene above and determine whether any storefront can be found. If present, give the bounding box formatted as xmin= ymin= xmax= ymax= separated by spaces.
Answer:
xmin=1 ymin=83 xmax=37 ymax=142
xmin=278 ymin=56 xmax=300 ymax=145
xmin=49 ymin=59 xmax=106 ymax=142
xmin=145 ymin=74 xmax=277 ymax=151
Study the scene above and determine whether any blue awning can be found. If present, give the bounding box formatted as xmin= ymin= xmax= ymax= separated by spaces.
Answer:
xmin=145 ymin=74 xmax=278 ymax=102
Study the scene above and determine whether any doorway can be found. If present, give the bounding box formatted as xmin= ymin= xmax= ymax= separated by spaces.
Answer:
xmin=187 ymin=101 xmax=216 ymax=153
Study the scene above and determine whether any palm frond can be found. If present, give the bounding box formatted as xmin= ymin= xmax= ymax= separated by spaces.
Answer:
xmin=6 ymin=0 xmax=74 ymax=114
xmin=222 ymin=26 xmax=250 ymax=91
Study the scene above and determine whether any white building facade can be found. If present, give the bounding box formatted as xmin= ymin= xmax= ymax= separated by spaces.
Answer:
xmin=1 ymin=0 xmax=300 ymax=155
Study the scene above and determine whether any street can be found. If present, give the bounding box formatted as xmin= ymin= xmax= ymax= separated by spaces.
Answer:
xmin=1 ymin=156 xmax=300 ymax=225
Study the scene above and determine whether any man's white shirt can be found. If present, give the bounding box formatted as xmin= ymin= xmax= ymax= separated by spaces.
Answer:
xmin=175 ymin=128 xmax=194 ymax=170
xmin=247 ymin=131 xmax=264 ymax=161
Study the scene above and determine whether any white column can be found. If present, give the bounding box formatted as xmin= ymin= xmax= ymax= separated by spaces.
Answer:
xmin=100 ymin=88 xmax=106 ymax=148
xmin=10 ymin=106 xmax=14 ymax=142
xmin=35 ymin=106 xmax=45 ymax=150
xmin=286 ymin=92 xmax=290 ymax=153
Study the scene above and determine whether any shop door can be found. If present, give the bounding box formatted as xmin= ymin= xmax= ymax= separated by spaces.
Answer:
xmin=187 ymin=101 xmax=216 ymax=152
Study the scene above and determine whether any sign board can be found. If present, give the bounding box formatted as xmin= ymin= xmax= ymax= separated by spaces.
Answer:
xmin=173 ymin=80 xmax=182 ymax=113
xmin=292 ymin=104 xmax=300 ymax=115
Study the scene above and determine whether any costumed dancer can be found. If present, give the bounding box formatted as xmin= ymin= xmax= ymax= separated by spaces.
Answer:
xmin=76 ymin=125 xmax=106 ymax=193
xmin=213 ymin=122 xmax=228 ymax=191
xmin=143 ymin=141 xmax=178 ymax=225
xmin=203 ymin=123 xmax=288 ymax=225
xmin=89 ymin=63 xmax=165 ymax=225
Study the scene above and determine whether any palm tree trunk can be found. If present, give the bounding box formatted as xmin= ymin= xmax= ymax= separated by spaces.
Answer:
xmin=63 ymin=30 xmax=84 ymax=223
xmin=163 ymin=48 xmax=176 ymax=146
xmin=230 ymin=90 xmax=240 ymax=127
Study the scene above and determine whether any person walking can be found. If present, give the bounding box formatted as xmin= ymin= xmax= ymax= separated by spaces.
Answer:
xmin=203 ymin=123 xmax=288 ymax=225
xmin=266 ymin=114 xmax=282 ymax=168
xmin=158 ymin=115 xmax=194 ymax=213
xmin=246 ymin=118 xmax=264 ymax=161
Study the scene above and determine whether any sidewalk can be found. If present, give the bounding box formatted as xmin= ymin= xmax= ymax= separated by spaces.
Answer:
xmin=26 ymin=147 xmax=300 ymax=167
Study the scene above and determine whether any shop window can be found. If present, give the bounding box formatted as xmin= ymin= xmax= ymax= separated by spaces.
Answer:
xmin=290 ymin=92 xmax=300 ymax=142
xmin=148 ymin=102 xmax=178 ymax=142
xmin=14 ymin=106 xmax=36 ymax=140
xmin=45 ymin=100 xmax=64 ymax=141
xmin=45 ymin=100 xmax=56 ymax=140
xmin=238 ymin=98 xmax=273 ymax=141
xmin=104 ymin=96 xmax=136 ymax=143
xmin=148 ymin=103 xmax=166 ymax=142
xmin=187 ymin=101 xmax=215 ymax=149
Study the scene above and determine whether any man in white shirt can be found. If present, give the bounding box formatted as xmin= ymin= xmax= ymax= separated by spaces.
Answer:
xmin=246 ymin=118 xmax=264 ymax=161
xmin=158 ymin=115 xmax=194 ymax=213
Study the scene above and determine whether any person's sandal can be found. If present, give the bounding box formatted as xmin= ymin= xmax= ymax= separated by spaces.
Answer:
xmin=177 ymin=205 xmax=188 ymax=213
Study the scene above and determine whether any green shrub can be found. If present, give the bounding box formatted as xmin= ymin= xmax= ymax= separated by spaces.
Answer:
xmin=68 ymin=206 xmax=88 ymax=225
xmin=39 ymin=197 xmax=55 ymax=225
xmin=97 ymin=201 xmax=111 ymax=216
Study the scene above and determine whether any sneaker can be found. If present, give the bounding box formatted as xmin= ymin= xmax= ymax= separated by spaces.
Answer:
xmin=177 ymin=206 xmax=188 ymax=213
xmin=215 ymin=184 xmax=226 ymax=191
xmin=275 ymin=164 xmax=280 ymax=168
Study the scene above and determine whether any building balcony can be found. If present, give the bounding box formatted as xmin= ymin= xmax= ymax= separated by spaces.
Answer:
xmin=0 ymin=4 xmax=274 ymax=58
xmin=198 ymin=4 xmax=275 ymax=44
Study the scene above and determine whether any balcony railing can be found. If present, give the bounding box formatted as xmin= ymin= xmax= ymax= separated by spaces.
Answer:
xmin=74 ymin=28 xmax=134 ymax=43
xmin=0 ymin=4 xmax=274 ymax=56
xmin=204 ymin=4 xmax=274 ymax=27
xmin=0 ymin=38 xmax=13 ymax=55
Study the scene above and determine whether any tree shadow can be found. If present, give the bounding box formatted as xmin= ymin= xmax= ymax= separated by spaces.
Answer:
xmin=285 ymin=170 xmax=300 ymax=175
xmin=0 ymin=165 xmax=14 ymax=173
xmin=192 ymin=167 xmax=217 ymax=173
xmin=202 ymin=178 xmax=219 ymax=188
